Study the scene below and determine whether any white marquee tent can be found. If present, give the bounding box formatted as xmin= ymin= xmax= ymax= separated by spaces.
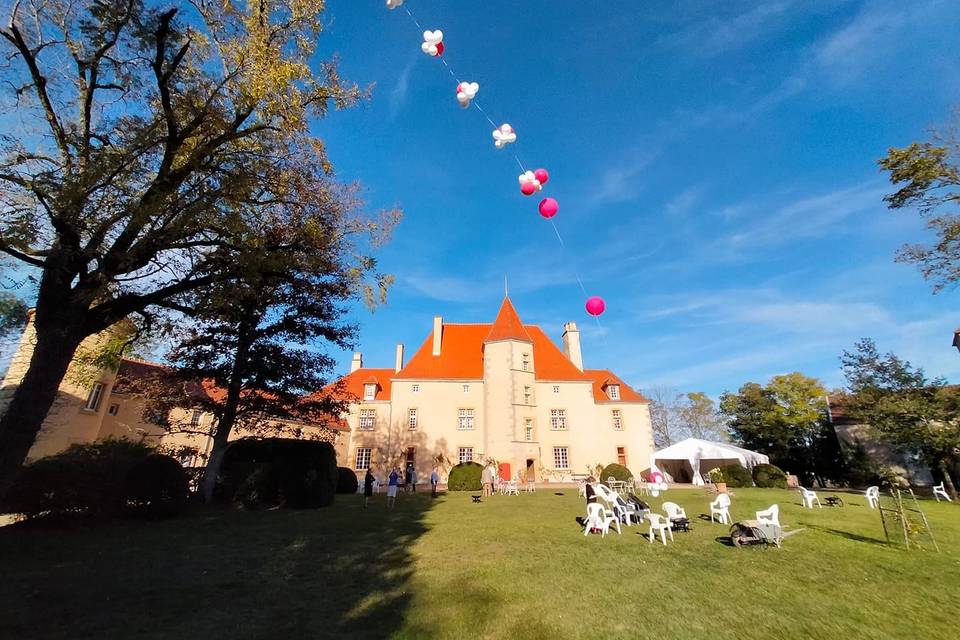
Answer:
xmin=649 ymin=438 xmax=770 ymax=486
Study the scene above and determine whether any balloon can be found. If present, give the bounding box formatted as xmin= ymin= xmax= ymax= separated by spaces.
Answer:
xmin=421 ymin=30 xmax=443 ymax=56
xmin=386 ymin=0 xmax=403 ymax=8
xmin=585 ymin=296 xmax=606 ymax=316
xmin=534 ymin=168 xmax=549 ymax=185
xmin=456 ymin=81 xmax=479 ymax=108
xmin=492 ymin=123 xmax=517 ymax=149
xmin=538 ymin=197 xmax=559 ymax=218
xmin=659 ymin=481 xmax=668 ymax=491
xmin=650 ymin=489 xmax=660 ymax=497
xmin=651 ymin=471 xmax=663 ymax=483
xmin=520 ymin=182 xmax=537 ymax=195
xmin=518 ymin=170 xmax=542 ymax=195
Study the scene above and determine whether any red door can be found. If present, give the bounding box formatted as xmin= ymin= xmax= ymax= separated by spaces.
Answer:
xmin=498 ymin=462 xmax=511 ymax=481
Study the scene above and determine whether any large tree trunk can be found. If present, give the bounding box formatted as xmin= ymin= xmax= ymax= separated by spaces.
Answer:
xmin=0 ymin=323 xmax=86 ymax=499
xmin=938 ymin=460 xmax=957 ymax=498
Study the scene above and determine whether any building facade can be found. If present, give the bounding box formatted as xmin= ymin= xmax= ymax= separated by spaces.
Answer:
xmin=337 ymin=298 xmax=654 ymax=483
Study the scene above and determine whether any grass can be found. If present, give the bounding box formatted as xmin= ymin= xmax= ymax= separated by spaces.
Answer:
xmin=1 ymin=486 xmax=959 ymax=639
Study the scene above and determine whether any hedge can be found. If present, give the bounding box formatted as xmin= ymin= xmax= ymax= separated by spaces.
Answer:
xmin=600 ymin=463 xmax=633 ymax=482
xmin=219 ymin=438 xmax=337 ymax=509
xmin=751 ymin=463 xmax=787 ymax=489
xmin=447 ymin=462 xmax=483 ymax=491
xmin=712 ymin=464 xmax=753 ymax=488
xmin=336 ymin=467 xmax=359 ymax=494
xmin=125 ymin=454 xmax=190 ymax=517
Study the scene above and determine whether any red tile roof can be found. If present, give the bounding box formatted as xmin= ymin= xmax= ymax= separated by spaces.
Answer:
xmin=584 ymin=369 xmax=648 ymax=403
xmin=325 ymin=367 xmax=395 ymax=401
xmin=485 ymin=297 xmax=532 ymax=343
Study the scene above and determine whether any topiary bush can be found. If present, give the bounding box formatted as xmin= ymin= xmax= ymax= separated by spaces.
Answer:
xmin=714 ymin=464 xmax=753 ymax=488
xmin=218 ymin=438 xmax=337 ymax=509
xmin=600 ymin=463 xmax=633 ymax=482
xmin=447 ymin=462 xmax=482 ymax=491
xmin=124 ymin=454 xmax=190 ymax=517
xmin=3 ymin=438 xmax=155 ymax=520
xmin=336 ymin=467 xmax=359 ymax=494
xmin=751 ymin=463 xmax=787 ymax=489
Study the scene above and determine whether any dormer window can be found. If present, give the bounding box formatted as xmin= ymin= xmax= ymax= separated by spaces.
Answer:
xmin=364 ymin=384 xmax=376 ymax=400
xmin=608 ymin=385 xmax=620 ymax=401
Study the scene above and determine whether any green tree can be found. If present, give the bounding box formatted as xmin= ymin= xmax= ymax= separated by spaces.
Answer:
xmin=878 ymin=125 xmax=960 ymax=292
xmin=0 ymin=293 xmax=28 ymax=335
xmin=677 ymin=391 xmax=725 ymax=441
xmin=841 ymin=338 xmax=959 ymax=497
xmin=0 ymin=1 xmax=389 ymax=496
xmin=720 ymin=373 xmax=842 ymax=487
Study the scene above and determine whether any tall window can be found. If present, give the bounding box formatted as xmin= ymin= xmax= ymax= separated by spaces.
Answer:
xmin=458 ymin=447 xmax=474 ymax=464
xmin=617 ymin=446 xmax=627 ymax=466
xmin=84 ymin=383 xmax=104 ymax=411
xmin=359 ymin=409 xmax=376 ymax=430
xmin=190 ymin=409 xmax=203 ymax=427
xmin=457 ymin=408 xmax=475 ymax=430
xmin=406 ymin=447 xmax=416 ymax=463
xmin=522 ymin=353 xmax=530 ymax=371
xmin=408 ymin=408 xmax=418 ymax=430
xmin=553 ymin=385 xmax=560 ymax=394
xmin=355 ymin=447 xmax=371 ymax=470
xmin=553 ymin=447 xmax=569 ymax=469
xmin=364 ymin=384 xmax=376 ymax=400
xmin=524 ymin=418 xmax=534 ymax=442
xmin=608 ymin=384 xmax=620 ymax=400
xmin=524 ymin=386 xmax=532 ymax=404
xmin=550 ymin=409 xmax=567 ymax=430
xmin=463 ymin=384 xmax=470 ymax=393
xmin=107 ymin=403 xmax=119 ymax=416
xmin=612 ymin=409 xmax=623 ymax=431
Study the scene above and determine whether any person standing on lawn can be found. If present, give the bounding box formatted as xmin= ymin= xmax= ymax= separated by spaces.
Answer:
xmin=410 ymin=467 xmax=418 ymax=492
xmin=430 ymin=466 xmax=440 ymax=497
xmin=481 ymin=464 xmax=492 ymax=497
xmin=585 ymin=476 xmax=598 ymax=505
xmin=363 ymin=468 xmax=375 ymax=508
xmin=387 ymin=467 xmax=400 ymax=508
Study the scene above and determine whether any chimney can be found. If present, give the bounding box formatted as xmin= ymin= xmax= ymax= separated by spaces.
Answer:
xmin=350 ymin=352 xmax=363 ymax=373
xmin=432 ymin=316 xmax=443 ymax=356
xmin=561 ymin=322 xmax=583 ymax=371
xmin=395 ymin=343 xmax=405 ymax=373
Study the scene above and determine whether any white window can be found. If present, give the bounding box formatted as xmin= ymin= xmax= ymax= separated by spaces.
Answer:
xmin=553 ymin=447 xmax=569 ymax=469
xmin=524 ymin=419 xmax=534 ymax=442
xmin=608 ymin=384 xmax=620 ymax=400
xmin=612 ymin=409 xmax=623 ymax=430
xmin=359 ymin=409 xmax=376 ymax=430
xmin=458 ymin=447 xmax=474 ymax=464
xmin=84 ymin=383 xmax=104 ymax=411
xmin=364 ymin=384 xmax=376 ymax=400
xmin=190 ymin=409 xmax=203 ymax=427
xmin=107 ymin=403 xmax=119 ymax=416
xmin=412 ymin=384 xmax=420 ymax=393
xmin=355 ymin=447 xmax=372 ymax=470
xmin=553 ymin=385 xmax=560 ymax=394
xmin=463 ymin=384 xmax=470 ymax=393
xmin=550 ymin=409 xmax=567 ymax=430
xmin=524 ymin=386 xmax=532 ymax=404
xmin=522 ymin=353 xmax=530 ymax=371
xmin=457 ymin=408 xmax=475 ymax=430
xmin=408 ymin=408 xmax=418 ymax=430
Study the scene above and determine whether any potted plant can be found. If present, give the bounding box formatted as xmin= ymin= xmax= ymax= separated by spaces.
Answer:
xmin=708 ymin=467 xmax=727 ymax=493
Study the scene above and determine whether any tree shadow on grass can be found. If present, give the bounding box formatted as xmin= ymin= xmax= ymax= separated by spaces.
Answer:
xmin=0 ymin=492 xmax=439 ymax=639
xmin=804 ymin=524 xmax=888 ymax=546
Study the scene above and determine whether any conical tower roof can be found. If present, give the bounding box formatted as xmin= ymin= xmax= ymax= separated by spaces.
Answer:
xmin=484 ymin=296 xmax=532 ymax=343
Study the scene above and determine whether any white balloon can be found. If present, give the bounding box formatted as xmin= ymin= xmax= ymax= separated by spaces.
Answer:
xmin=492 ymin=123 xmax=517 ymax=149
xmin=659 ymin=482 xmax=668 ymax=491
xmin=518 ymin=170 xmax=542 ymax=190
xmin=421 ymin=29 xmax=443 ymax=56
xmin=456 ymin=81 xmax=479 ymax=107
xmin=386 ymin=0 xmax=403 ymax=9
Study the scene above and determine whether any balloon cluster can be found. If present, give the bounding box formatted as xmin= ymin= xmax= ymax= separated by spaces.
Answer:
xmin=386 ymin=0 xmax=403 ymax=9
xmin=492 ymin=123 xmax=516 ymax=148
xmin=421 ymin=30 xmax=444 ymax=56
xmin=456 ymin=82 xmax=479 ymax=108
xmin=648 ymin=471 xmax=669 ymax=497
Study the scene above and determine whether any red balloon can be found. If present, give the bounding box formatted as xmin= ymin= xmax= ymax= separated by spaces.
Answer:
xmin=534 ymin=168 xmax=549 ymax=185
xmin=520 ymin=182 xmax=536 ymax=196
xmin=436 ymin=41 xmax=444 ymax=56
xmin=585 ymin=296 xmax=606 ymax=316
xmin=538 ymin=197 xmax=559 ymax=218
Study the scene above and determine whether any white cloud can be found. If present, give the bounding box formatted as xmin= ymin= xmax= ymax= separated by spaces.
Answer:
xmin=388 ymin=59 xmax=415 ymax=119
xmin=658 ymin=1 xmax=799 ymax=57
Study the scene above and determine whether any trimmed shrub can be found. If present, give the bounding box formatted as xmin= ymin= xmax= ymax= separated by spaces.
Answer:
xmin=3 ymin=438 xmax=155 ymax=520
xmin=447 ymin=462 xmax=483 ymax=491
xmin=751 ymin=463 xmax=787 ymax=489
xmin=713 ymin=464 xmax=753 ymax=488
xmin=600 ymin=463 xmax=633 ymax=482
xmin=124 ymin=454 xmax=190 ymax=517
xmin=218 ymin=438 xmax=337 ymax=509
xmin=336 ymin=467 xmax=359 ymax=494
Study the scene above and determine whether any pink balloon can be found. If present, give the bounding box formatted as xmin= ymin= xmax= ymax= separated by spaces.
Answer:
xmin=585 ymin=296 xmax=605 ymax=316
xmin=538 ymin=197 xmax=559 ymax=218
xmin=534 ymin=168 xmax=549 ymax=185
xmin=520 ymin=182 xmax=536 ymax=196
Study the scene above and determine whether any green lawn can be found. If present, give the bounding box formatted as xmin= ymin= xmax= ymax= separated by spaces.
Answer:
xmin=1 ymin=487 xmax=959 ymax=639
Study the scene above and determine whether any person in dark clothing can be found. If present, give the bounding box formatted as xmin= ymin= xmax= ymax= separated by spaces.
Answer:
xmin=363 ymin=468 xmax=375 ymax=508
xmin=585 ymin=476 xmax=598 ymax=505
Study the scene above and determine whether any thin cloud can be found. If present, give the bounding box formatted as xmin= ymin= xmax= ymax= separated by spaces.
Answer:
xmin=389 ymin=58 xmax=416 ymax=119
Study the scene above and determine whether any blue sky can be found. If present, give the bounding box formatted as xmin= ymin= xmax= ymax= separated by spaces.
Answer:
xmin=5 ymin=0 xmax=960 ymax=398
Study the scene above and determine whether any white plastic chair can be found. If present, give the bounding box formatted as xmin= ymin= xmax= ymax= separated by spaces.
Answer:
xmin=577 ymin=480 xmax=586 ymax=498
xmin=864 ymin=486 xmax=879 ymax=509
xmin=612 ymin=495 xmax=639 ymax=525
xmin=525 ymin=480 xmax=536 ymax=493
xmin=710 ymin=493 xmax=731 ymax=524
xmin=505 ymin=480 xmax=520 ymax=496
xmin=756 ymin=504 xmax=780 ymax=527
xmin=646 ymin=513 xmax=674 ymax=545
xmin=583 ymin=503 xmax=620 ymax=537
xmin=933 ymin=483 xmax=952 ymax=502
xmin=799 ymin=487 xmax=822 ymax=508
xmin=663 ymin=501 xmax=687 ymax=522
